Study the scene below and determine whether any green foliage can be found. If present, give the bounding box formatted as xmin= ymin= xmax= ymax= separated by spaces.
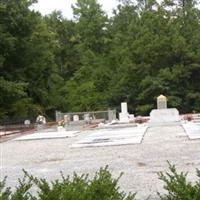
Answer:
xmin=1 ymin=0 xmax=200 ymax=119
xmin=0 ymin=0 xmax=64 ymax=120
xmin=158 ymin=162 xmax=200 ymax=200
xmin=0 ymin=167 xmax=136 ymax=200
xmin=0 ymin=77 xmax=32 ymax=119
xmin=0 ymin=177 xmax=11 ymax=200
xmin=1 ymin=164 xmax=200 ymax=199
xmin=0 ymin=175 xmax=35 ymax=200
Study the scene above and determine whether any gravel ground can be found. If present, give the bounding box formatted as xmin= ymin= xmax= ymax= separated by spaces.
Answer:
xmin=1 ymin=125 xmax=200 ymax=199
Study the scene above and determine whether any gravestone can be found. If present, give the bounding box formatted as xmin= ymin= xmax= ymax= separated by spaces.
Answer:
xmin=73 ymin=115 xmax=79 ymax=122
xmin=149 ymin=95 xmax=180 ymax=126
xmin=121 ymin=102 xmax=128 ymax=113
xmin=119 ymin=102 xmax=134 ymax=123
xmin=119 ymin=102 xmax=129 ymax=123
xmin=157 ymin=95 xmax=167 ymax=109
xmin=24 ymin=119 xmax=30 ymax=127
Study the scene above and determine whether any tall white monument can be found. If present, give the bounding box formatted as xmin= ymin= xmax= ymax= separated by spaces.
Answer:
xmin=119 ymin=102 xmax=134 ymax=123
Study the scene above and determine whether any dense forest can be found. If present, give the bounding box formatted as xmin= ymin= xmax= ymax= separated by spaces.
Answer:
xmin=0 ymin=0 xmax=200 ymax=120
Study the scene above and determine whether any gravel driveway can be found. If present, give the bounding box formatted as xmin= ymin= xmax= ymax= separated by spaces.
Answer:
xmin=1 ymin=125 xmax=200 ymax=199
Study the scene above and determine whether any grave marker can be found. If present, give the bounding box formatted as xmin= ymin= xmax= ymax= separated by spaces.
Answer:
xmin=157 ymin=95 xmax=167 ymax=109
xmin=149 ymin=95 xmax=180 ymax=126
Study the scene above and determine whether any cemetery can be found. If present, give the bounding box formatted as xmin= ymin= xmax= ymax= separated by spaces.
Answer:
xmin=1 ymin=95 xmax=200 ymax=199
xmin=1 ymin=0 xmax=200 ymax=198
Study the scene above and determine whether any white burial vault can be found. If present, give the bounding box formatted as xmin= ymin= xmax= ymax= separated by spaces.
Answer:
xmin=14 ymin=131 xmax=79 ymax=141
xmin=182 ymin=122 xmax=200 ymax=140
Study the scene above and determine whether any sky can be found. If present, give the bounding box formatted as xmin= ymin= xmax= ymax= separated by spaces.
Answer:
xmin=31 ymin=0 xmax=119 ymax=19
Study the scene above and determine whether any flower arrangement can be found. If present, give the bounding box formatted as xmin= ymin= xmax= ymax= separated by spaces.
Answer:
xmin=58 ymin=120 xmax=65 ymax=127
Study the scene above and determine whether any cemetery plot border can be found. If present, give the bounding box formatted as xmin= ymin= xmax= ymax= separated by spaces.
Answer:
xmin=182 ymin=122 xmax=200 ymax=140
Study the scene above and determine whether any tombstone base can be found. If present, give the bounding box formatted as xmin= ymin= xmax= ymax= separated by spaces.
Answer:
xmin=149 ymin=108 xmax=180 ymax=126
xmin=119 ymin=113 xmax=130 ymax=123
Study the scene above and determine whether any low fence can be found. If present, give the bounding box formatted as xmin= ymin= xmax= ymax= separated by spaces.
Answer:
xmin=55 ymin=110 xmax=116 ymax=124
xmin=0 ymin=118 xmax=35 ymax=136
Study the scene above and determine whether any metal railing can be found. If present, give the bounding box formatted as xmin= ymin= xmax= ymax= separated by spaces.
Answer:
xmin=55 ymin=110 xmax=116 ymax=124
xmin=0 ymin=117 xmax=35 ymax=136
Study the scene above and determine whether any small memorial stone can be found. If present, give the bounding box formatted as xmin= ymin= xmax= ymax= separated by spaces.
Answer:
xmin=73 ymin=115 xmax=79 ymax=122
xmin=157 ymin=95 xmax=167 ymax=109
xmin=24 ymin=119 xmax=30 ymax=127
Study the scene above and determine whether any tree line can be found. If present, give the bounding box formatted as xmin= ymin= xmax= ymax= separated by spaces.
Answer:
xmin=0 ymin=0 xmax=200 ymax=121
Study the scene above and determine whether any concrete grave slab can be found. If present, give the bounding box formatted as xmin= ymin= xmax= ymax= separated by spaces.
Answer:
xmin=71 ymin=126 xmax=148 ymax=148
xmin=13 ymin=131 xmax=79 ymax=141
xmin=98 ymin=122 xmax=138 ymax=129
xmin=182 ymin=122 xmax=200 ymax=139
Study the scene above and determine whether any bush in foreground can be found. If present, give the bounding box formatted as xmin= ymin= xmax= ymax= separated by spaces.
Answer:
xmin=0 ymin=166 xmax=135 ymax=200
xmin=158 ymin=162 xmax=200 ymax=200
xmin=1 ymin=164 xmax=200 ymax=200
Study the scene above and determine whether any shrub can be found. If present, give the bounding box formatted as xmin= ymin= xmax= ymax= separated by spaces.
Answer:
xmin=0 ymin=166 xmax=136 ymax=200
xmin=2 ymin=164 xmax=200 ymax=200
xmin=158 ymin=162 xmax=200 ymax=200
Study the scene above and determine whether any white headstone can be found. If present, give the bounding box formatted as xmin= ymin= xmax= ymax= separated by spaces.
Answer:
xmin=157 ymin=95 xmax=167 ymax=109
xmin=121 ymin=102 xmax=128 ymax=114
xmin=149 ymin=95 xmax=180 ymax=126
xmin=73 ymin=115 xmax=79 ymax=122
xmin=119 ymin=102 xmax=130 ymax=123
xmin=24 ymin=119 xmax=30 ymax=127
xmin=24 ymin=119 xmax=30 ymax=125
